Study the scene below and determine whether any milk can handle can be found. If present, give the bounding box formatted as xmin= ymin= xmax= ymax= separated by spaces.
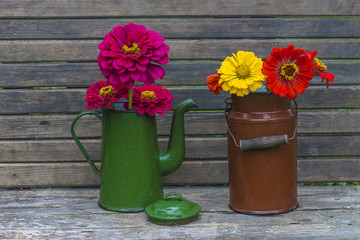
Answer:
xmin=225 ymin=98 xmax=297 ymax=151
xmin=71 ymin=110 xmax=102 ymax=175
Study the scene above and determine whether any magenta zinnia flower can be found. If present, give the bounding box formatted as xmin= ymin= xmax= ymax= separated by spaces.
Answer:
xmin=85 ymin=80 xmax=127 ymax=110
xmin=98 ymin=23 xmax=169 ymax=89
xmin=125 ymin=85 xmax=174 ymax=116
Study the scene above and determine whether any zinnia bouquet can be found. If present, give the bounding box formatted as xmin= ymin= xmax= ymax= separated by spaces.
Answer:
xmin=85 ymin=23 xmax=173 ymax=116
xmin=207 ymin=44 xmax=335 ymax=99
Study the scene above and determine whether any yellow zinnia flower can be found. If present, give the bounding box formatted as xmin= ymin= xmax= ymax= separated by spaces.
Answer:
xmin=218 ymin=51 xmax=266 ymax=97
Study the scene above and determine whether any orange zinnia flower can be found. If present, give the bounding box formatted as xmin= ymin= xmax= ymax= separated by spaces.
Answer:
xmin=206 ymin=73 xmax=223 ymax=95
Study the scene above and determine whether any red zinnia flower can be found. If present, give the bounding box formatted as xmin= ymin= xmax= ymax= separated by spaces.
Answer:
xmin=97 ymin=23 xmax=169 ymax=89
xmin=313 ymin=58 xmax=335 ymax=88
xmin=305 ymin=50 xmax=335 ymax=88
xmin=262 ymin=45 xmax=314 ymax=99
xmin=206 ymin=73 xmax=223 ymax=95
xmin=85 ymin=81 xmax=127 ymax=110
xmin=125 ymin=85 xmax=174 ymax=116
xmin=318 ymin=70 xmax=335 ymax=88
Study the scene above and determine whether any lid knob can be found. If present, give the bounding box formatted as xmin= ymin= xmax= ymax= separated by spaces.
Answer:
xmin=164 ymin=192 xmax=183 ymax=201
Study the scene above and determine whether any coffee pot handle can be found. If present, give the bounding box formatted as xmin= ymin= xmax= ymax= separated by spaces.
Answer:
xmin=71 ymin=110 xmax=102 ymax=175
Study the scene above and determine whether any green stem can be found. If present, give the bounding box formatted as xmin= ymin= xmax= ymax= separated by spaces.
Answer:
xmin=109 ymin=102 xmax=115 ymax=110
xmin=128 ymin=88 xmax=133 ymax=110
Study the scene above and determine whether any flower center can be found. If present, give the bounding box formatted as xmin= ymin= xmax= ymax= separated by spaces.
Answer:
xmin=122 ymin=43 xmax=141 ymax=56
xmin=141 ymin=91 xmax=157 ymax=100
xmin=314 ymin=57 xmax=327 ymax=71
xmin=280 ymin=63 xmax=299 ymax=80
xmin=235 ymin=64 xmax=251 ymax=79
xmin=99 ymin=86 xmax=115 ymax=97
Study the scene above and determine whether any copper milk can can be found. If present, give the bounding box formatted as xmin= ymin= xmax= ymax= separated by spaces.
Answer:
xmin=226 ymin=93 xmax=298 ymax=214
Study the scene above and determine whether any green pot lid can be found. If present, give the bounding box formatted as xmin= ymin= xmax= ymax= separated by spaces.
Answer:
xmin=145 ymin=192 xmax=201 ymax=226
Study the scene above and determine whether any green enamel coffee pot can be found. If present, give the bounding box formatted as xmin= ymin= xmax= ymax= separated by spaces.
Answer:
xmin=71 ymin=99 xmax=196 ymax=212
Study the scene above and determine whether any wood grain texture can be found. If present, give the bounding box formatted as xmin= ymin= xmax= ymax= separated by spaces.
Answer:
xmin=1 ymin=214 xmax=357 ymax=240
xmin=0 ymin=135 xmax=359 ymax=163
xmin=0 ymin=159 xmax=359 ymax=187
xmin=1 ymin=111 xmax=359 ymax=139
xmin=0 ymin=86 xmax=359 ymax=114
xmin=0 ymin=61 xmax=357 ymax=88
xmin=1 ymin=39 xmax=359 ymax=62
xmin=0 ymin=0 xmax=358 ymax=17
xmin=1 ymin=186 xmax=359 ymax=213
xmin=1 ymin=18 xmax=359 ymax=39
xmin=0 ymin=187 xmax=359 ymax=239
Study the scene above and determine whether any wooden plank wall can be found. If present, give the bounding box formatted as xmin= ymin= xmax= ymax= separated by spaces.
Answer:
xmin=0 ymin=0 xmax=359 ymax=187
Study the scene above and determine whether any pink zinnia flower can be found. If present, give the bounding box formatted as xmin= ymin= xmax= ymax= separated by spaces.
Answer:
xmin=125 ymin=85 xmax=174 ymax=116
xmin=98 ymin=23 xmax=169 ymax=89
xmin=85 ymin=81 xmax=127 ymax=110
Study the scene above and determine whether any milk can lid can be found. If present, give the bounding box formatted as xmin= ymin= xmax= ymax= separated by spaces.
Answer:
xmin=145 ymin=192 xmax=201 ymax=226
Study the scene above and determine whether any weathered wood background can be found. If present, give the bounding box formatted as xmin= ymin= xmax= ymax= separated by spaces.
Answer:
xmin=0 ymin=0 xmax=359 ymax=187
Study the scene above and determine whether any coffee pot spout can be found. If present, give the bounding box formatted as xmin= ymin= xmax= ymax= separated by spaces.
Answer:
xmin=159 ymin=99 xmax=196 ymax=176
